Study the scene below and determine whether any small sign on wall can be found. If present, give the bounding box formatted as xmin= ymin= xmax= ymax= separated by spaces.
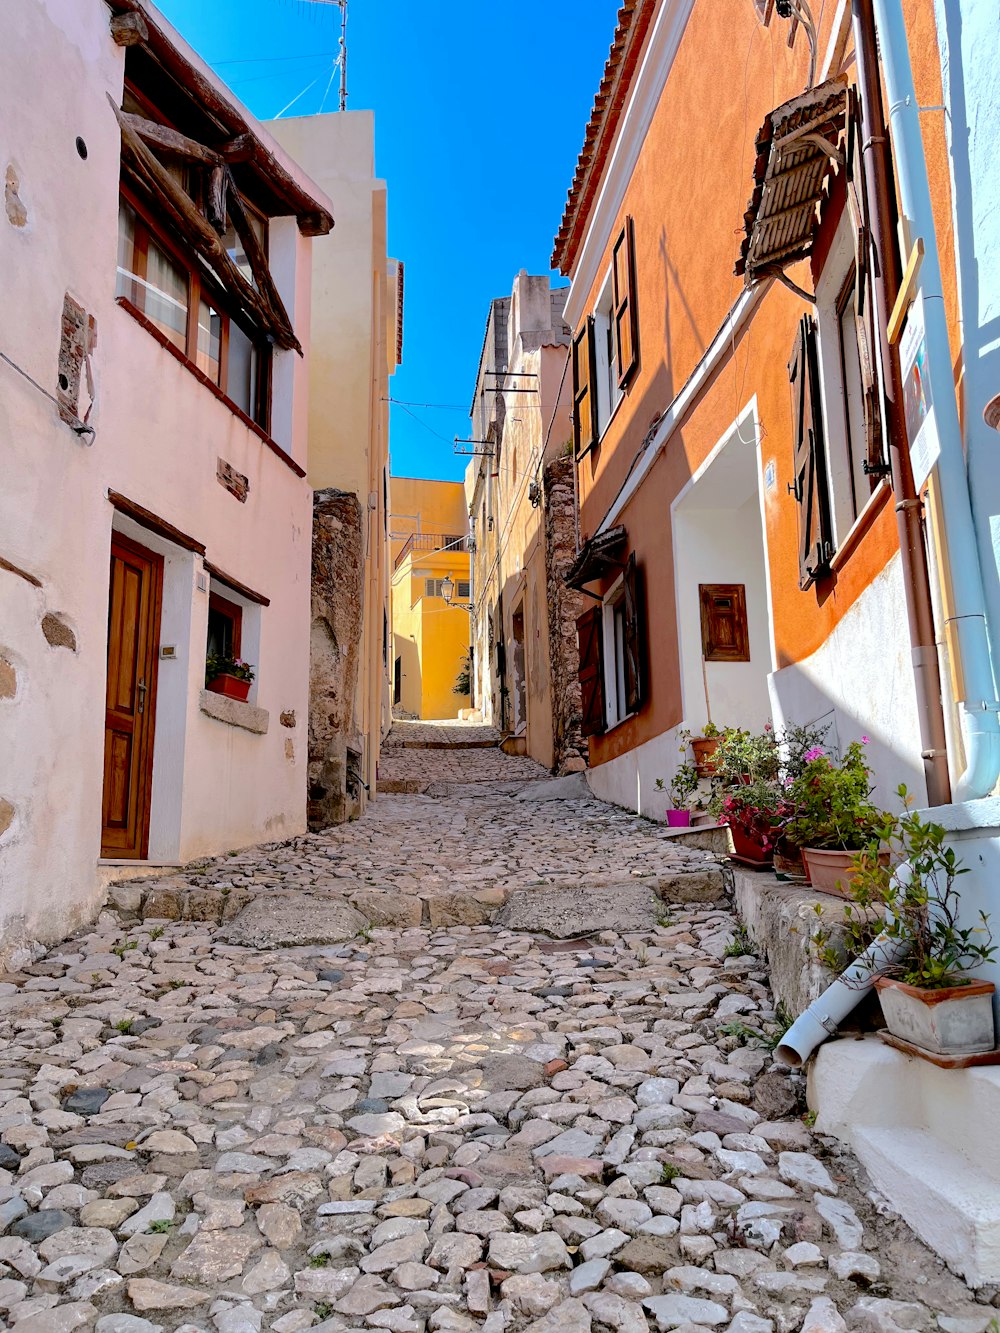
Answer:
xmin=900 ymin=294 xmax=941 ymax=490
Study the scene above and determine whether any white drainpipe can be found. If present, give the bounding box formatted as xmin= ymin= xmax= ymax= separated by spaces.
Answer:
xmin=775 ymin=0 xmax=1000 ymax=1068
xmin=872 ymin=0 xmax=1000 ymax=802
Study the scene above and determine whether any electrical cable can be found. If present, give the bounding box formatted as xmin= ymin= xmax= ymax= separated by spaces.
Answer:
xmin=1 ymin=350 xmax=95 ymax=442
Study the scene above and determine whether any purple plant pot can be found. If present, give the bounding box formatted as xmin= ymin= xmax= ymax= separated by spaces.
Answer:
xmin=666 ymin=809 xmax=692 ymax=828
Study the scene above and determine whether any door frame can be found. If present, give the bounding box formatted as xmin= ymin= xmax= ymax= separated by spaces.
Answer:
xmin=102 ymin=529 xmax=163 ymax=859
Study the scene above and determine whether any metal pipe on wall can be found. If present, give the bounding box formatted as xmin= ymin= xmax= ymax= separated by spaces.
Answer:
xmin=851 ymin=0 xmax=951 ymax=807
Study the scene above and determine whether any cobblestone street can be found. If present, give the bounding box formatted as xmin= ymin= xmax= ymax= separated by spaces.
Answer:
xmin=0 ymin=726 xmax=987 ymax=1332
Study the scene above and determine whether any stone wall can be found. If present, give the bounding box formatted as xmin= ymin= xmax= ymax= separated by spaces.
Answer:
xmin=543 ymin=455 xmax=588 ymax=774
xmin=310 ymin=489 xmax=365 ymax=828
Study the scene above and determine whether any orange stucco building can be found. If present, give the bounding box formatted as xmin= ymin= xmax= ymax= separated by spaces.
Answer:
xmin=556 ymin=0 xmax=966 ymax=816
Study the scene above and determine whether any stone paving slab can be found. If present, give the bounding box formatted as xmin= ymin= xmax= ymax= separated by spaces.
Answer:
xmin=0 ymin=721 xmax=986 ymax=1329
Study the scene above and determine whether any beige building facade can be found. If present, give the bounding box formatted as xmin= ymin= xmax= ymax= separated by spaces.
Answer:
xmin=269 ymin=111 xmax=402 ymax=824
xmin=464 ymin=273 xmax=586 ymax=772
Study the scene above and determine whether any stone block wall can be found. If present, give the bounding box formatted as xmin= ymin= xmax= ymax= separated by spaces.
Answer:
xmin=310 ymin=489 xmax=365 ymax=828
xmin=543 ymin=455 xmax=589 ymax=774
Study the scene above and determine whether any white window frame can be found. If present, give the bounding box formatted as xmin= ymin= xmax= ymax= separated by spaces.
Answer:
xmin=601 ymin=571 xmax=631 ymax=731
xmin=814 ymin=211 xmax=884 ymax=548
xmin=594 ymin=268 xmax=623 ymax=438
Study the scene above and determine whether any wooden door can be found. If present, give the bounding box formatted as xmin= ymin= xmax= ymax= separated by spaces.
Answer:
xmin=102 ymin=533 xmax=162 ymax=858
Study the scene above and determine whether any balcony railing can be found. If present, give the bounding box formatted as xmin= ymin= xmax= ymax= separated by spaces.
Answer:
xmin=394 ymin=532 xmax=469 ymax=570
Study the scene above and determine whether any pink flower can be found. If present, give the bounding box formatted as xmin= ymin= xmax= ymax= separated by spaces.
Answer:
xmin=804 ymin=747 xmax=825 ymax=762
xmin=861 ymin=735 xmax=870 ymax=744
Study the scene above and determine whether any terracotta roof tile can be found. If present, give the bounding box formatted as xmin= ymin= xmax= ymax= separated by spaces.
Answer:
xmin=551 ymin=0 xmax=657 ymax=276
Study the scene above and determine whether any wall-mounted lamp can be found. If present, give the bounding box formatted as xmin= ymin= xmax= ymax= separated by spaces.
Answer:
xmin=441 ymin=575 xmax=473 ymax=612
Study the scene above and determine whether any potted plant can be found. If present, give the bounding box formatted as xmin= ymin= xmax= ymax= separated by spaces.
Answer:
xmin=656 ymin=764 xmax=700 ymax=827
xmin=681 ymin=722 xmax=725 ymax=778
xmin=784 ymin=740 xmax=886 ymax=897
xmin=771 ymin=721 xmax=833 ymax=882
xmin=816 ymin=791 xmax=996 ymax=1059
xmin=206 ymin=654 xmax=255 ymax=702
xmin=713 ymin=778 xmax=793 ymax=867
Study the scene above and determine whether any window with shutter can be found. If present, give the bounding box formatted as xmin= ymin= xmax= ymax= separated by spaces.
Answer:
xmin=612 ymin=218 xmax=639 ymax=389
xmin=622 ymin=553 xmax=644 ymax=714
xmin=576 ymin=606 xmax=606 ymax=737
xmin=789 ymin=315 xmax=834 ymax=589
xmin=699 ymin=584 xmax=750 ymax=661
xmin=845 ymin=93 xmax=888 ymax=483
xmin=572 ymin=318 xmax=598 ymax=458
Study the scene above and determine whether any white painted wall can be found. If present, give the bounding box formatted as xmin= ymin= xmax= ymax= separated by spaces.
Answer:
xmin=934 ymin=0 xmax=1000 ymax=680
xmin=0 ymin=0 xmax=316 ymax=963
xmin=768 ymin=553 xmax=927 ymax=807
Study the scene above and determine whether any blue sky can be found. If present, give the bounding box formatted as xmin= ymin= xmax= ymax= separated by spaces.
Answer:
xmin=157 ymin=0 xmax=617 ymax=482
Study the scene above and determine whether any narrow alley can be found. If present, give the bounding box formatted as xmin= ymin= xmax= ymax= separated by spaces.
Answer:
xmin=0 ymin=726 xmax=986 ymax=1332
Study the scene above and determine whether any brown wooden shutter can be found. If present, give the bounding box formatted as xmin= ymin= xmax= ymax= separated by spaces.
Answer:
xmin=699 ymin=584 xmax=750 ymax=661
xmin=846 ymin=92 xmax=887 ymax=479
xmin=622 ymin=553 xmax=645 ymax=715
xmin=572 ymin=318 xmax=598 ymax=458
xmin=576 ymin=605 xmax=606 ymax=737
xmin=789 ymin=315 xmax=834 ymax=589
xmin=612 ymin=217 xmax=639 ymax=388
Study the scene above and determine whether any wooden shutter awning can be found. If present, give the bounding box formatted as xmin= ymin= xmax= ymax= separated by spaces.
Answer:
xmin=107 ymin=0 xmax=333 ymax=238
xmin=736 ymin=76 xmax=848 ymax=286
xmin=565 ymin=525 xmax=627 ymax=590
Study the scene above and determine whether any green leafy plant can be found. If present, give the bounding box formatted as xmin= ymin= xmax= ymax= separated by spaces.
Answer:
xmin=803 ymin=1109 xmax=817 ymax=1127
xmin=718 ymin=1019 xmax=766 ymax=1045
xmin=817 ymin=789 xmax=995 ymax=990
xmin=205 ymin=655 xmax=255 ymax=685
xmin=315 ymin=1304 xmax=334 ymax=1320
xmin=657 ymin=763 xmax=700 ymax=810
xmin=309 ymin=1253 xmax=330 ymax=1268
xmin=148 ymin=1219 xmax=173 ymax=1234
xmin=149 ymin=925 xmax=164 ymax=941
xmin=785 ymin=741 xmax=884 ymax=851
xmin=114 ymin=1019 xmax=134 ymax=1034
xmin=724 ymin=926 xmax=754 ymax=958
xmin=660 ymin=1163 xmax=680 ymax=1184
xmin=453 ymin=650 xmax=473 ymax=697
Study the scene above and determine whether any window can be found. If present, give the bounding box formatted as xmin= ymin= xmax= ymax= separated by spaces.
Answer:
xmin=424 ymin=578 xmax=471 ymax=601
xmin=572 ymin=216 xmax=638 ymax=453
xmin=116 ymin=194 xmax=271 ymax=431
xmin=457 ymin=580 xmax=471 ymax=601
xmin=207 ymin=590 xmax=243 ymax=660
xmin=594 ymin=270 xmax=623 ymax=437
xmin=700 ymin=584 xmax=750 ymax=662
xmin=834 ymin=269 xmax=878 ymax=526
xmin=576 ymin=553 xmax=645 ymax=735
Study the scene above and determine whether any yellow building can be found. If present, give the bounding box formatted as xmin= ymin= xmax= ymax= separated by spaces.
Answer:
xmin=390 ymin=479 xmax=471 ymax=719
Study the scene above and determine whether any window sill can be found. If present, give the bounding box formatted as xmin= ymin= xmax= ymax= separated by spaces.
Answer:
xmin=598 ymin=391 xmax=626 ymax=443
xmin=199 ymin=689 xmax=269 ymax=735
xmin=604 ymin=710 xmax=637 ymax=736
xmin=829 ymin=479 xmax=892 ymax=574
xmin=115 ymin=297 xmax=306 ymax=479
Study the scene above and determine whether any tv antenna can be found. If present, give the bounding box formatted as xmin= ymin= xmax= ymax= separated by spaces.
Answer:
xmin=300 ymin=0 xmax=348 ymax=110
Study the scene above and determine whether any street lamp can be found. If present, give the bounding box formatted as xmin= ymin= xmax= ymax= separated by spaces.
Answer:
xmin=441 ymin=574 xmax=473 ymax=612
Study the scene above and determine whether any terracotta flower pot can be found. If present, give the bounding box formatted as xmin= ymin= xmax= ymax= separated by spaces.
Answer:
xmin=691 ymin=736 xmax=720 ymax=777
xmin=773 ymin=839 xmax=807 ymax=883
xmin=802 ymin=846 xmax=887 ymax=898
xmin=666 ymin=809 xmax=691 ymax=828
xmin=728 ymin=822 xmax=774 ymax=868
xmin=207 ymin=673 xmax=251 ymax=702
xmin=875 ymin=976 xmax=996 ymax=1057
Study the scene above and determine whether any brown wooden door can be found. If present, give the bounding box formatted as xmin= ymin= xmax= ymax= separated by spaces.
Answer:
xmin=102 ymin=533 xmax=162 ymax=858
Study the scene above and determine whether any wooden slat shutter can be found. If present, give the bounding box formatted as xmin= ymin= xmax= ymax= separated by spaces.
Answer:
xmin=789 ymin=315 xmax=834 ymax=589
xmin=572 ymin=318 xmax=598 ymax=458
xmin=612 ymin=217 xmax=639 ymax=388
xmin=622 ymin=553 xmax=645 ymax=715
xmin=576 ymin=605 xmax=606 ymax=737
xmin=846 ymin=91 xmax=887 ymax=479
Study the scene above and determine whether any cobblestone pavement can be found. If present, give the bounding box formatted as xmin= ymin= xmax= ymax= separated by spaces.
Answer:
xmin=0 ymin=727 xmax=987 ymax=1331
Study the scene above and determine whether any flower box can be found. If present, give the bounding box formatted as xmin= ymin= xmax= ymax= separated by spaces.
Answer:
xmin=207 ymin=673 xmax=251 ymax=702
xmin=875 ymin=976 xmax=996 ymax=1057
xmin=666 ymin=809 xmax=691 ymax=828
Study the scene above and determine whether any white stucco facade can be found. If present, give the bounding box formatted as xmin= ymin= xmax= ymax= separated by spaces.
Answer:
xmin=0 ymin=0 xmax=325 ymax=964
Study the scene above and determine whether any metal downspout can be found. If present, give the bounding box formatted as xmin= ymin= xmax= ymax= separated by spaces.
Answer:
xmin=852 ymin=0 xmax=950 ymax=807
xmin=871 ymin=0 xmax=1000 ymax=803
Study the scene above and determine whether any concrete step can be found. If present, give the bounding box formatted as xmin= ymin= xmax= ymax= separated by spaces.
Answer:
xmin=812 ymin=1034 xmax=1000 ymax=1286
